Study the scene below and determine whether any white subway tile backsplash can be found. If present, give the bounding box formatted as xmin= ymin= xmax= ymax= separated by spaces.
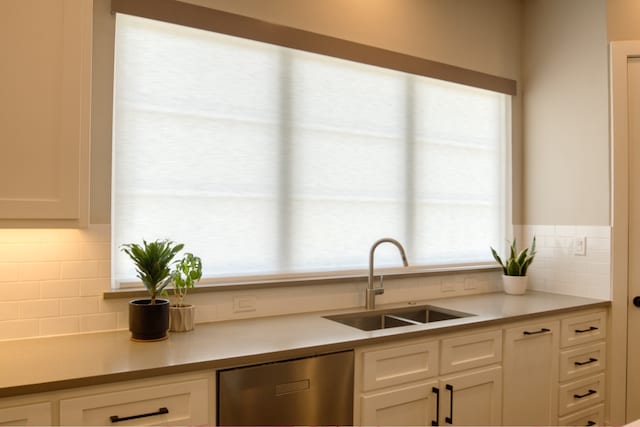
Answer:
xmin=0 ymin=319 xmax=38 ymax=340
xmin=19 ymin=300 xmax=59 ymax=319
xmin=0 ymin=302 xmax=19 ymax=321
xmin=40 ymin=280 xmax=81 ymax=299
xmin=0 ymin=282 xmax=40 ymax=301
xmin=518 ymin=225 xmax=611 ymax=299
xmin=39 ymin=316 xmax=80 ymax=336
xmin=18 ymin=262 xmax=60 ymax=281
xmin=60 ymin=261 xmax=99 ymax=280
xmin=0 ymin=263 xmax=19 ymax=282
xmin=60 ymin=297 xmax=100 ymax=316
xmin=80 ymin=313 xmax=117 ymax=332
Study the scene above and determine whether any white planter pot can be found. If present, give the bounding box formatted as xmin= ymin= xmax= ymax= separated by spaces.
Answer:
xmin=502 ymin=275 xmax=528 ymax=295
xmin=169 ymin=304 xmax=195 ymax=332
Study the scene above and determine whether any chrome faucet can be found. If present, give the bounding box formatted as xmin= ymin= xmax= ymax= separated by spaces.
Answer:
xmin=366 ymin=238 xmax=409 ymax=310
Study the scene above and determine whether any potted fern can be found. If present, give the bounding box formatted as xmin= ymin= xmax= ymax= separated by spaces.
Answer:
xmin=490 ymin=237 xmax=536 ymax=295
xmin=121 ymin=239 xmax=184 ymax=341
xmin=169 ymin=252 xmax=202 ymax=332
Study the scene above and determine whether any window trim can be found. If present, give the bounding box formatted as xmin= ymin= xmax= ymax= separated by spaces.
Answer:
xmin=110 ymin=0 xmax=516 ymax=96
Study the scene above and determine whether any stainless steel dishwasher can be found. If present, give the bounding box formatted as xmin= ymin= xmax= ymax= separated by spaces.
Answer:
xmin=217 ymin=350 xmax=354 ymax=426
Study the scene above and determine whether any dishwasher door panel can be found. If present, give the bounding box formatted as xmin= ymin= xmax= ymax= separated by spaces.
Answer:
xmin=217 ymin=350 xmax=354 ymax=426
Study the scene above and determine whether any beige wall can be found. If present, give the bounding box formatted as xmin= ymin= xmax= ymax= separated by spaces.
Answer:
xmin=90 ymin=0 xmax=525 ymax=223
xmin=522 ymin=0 xmax=609 ymax=226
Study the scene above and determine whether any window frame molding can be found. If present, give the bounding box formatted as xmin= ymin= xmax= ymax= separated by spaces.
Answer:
xmin=110 ymin=0 xmax=516 ymax=96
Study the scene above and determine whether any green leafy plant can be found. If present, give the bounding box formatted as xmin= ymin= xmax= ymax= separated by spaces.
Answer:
xmin=490 ymin=237 xmax=537 ymax=276
xmin=171 ymin=252 xmax=203 ymax=307
xmin=121 ymin=239 xmax=184 ymax=304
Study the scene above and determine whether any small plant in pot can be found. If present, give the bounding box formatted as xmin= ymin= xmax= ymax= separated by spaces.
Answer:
xmin=490 ymin=237 xmax=536 ymax=295
xmin=121 ymin=239 xmax=184 ymax=341
xmin=169 ymin=252 xmax=202 ymax=332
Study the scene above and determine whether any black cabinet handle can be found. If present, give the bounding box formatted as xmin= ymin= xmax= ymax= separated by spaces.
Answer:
xmin=432 ymin=386 xmax=440 ymax=426
xmin=523 ymin=328 xmax=550 ymax=335
xmin=573 ymin=389 xmax=597 ymax=399
xmin=574 ymin=357 xmax=598 ymax=366
xmin=110 ymin=407 xmax=169 ymax=423
xmin=633 ymin=296 xmax=640 ymax=307
xmin=586 ymin=421 xmax=596 ymax=426
xmin=445 ymin=384 xmax=453 ymax=424
xmin=575 ymin=326 xmax=598 ymax=333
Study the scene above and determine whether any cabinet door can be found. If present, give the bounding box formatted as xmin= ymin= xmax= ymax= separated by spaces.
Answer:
xmin=439 ymin=365 xmax=502 ymax=426
xmin=0 ymin=402 xmax=51 ymax=426
xmin=360 ymin=380 xmax=439 ymax=426
xmin=0 ymin=0 xmax=91 ymax=226
xmin=503 ymin=319 xmax=559 ymax=425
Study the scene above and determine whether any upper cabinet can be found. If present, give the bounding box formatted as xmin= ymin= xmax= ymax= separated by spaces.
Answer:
xmin=0 ymin=0 xmax=91 ymax=227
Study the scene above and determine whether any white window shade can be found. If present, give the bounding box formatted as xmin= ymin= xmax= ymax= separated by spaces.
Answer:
xmin=112 ymin=14 xmax=508 ymax=285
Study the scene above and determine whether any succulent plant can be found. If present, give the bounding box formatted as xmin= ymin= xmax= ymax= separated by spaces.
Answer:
xmin=490 ymin=237 xmax=536 ymax=276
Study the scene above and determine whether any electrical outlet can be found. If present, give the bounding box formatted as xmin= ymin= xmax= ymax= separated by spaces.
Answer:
xmin=574 ymin=236 xmax=587 ymax=256
xmin=233 ymin=296 xmax=257 ymax=313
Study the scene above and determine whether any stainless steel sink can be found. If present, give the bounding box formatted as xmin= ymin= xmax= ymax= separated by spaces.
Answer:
xmin=325 ymin=305 xmax=473 ymax=331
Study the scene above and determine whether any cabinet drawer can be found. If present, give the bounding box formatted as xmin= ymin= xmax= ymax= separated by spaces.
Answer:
xmin=361 ymin=340 xmax=438 ymax=392
xmin=557 ymin=403 xmax=605 ymax=426
xmin=558 ymin=373 xmax=605 ymax=416
xmin=59 ymin=378 xmax=209 ymax=426
xmin=561 ymin=311 xmax=607 ymax=348
xmin=440 ymin=329 xmax=502 ymax=374
xmin=0 ymin=402 xmax=52 ymax=426
xmin=560 ymin=341 xmax=606 ymax=382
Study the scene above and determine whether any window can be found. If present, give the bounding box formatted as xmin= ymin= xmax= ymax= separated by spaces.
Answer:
xmin=112 ymin=14 xmax=509 ymax=285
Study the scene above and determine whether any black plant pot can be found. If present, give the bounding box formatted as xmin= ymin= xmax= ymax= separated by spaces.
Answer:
xmin=129 ymin=298 xmax=170 ymax=341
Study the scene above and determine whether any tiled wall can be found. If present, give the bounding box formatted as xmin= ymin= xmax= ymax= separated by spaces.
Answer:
xmin=0 ymin=225 xmax=112 ymax=340
xmin=515 ymin=225 xmax=611 ymax=299
xmin=0 ymin=223 xmax=611 ymax=341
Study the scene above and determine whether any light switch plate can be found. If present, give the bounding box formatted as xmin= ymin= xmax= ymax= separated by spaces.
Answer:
xmin=574 ymin=236 xmax=587 ymax=256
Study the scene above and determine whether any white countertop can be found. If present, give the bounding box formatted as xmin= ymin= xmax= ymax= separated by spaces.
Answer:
xmin=0 ymin=290 xmax=609 ymax=398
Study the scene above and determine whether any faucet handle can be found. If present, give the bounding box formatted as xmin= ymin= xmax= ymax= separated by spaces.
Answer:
xmin=376 ymin=274 xmax=385 ymax=295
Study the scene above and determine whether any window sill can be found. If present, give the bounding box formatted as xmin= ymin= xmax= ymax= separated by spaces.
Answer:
xmin=103 ymin=263 xmax=502 ymax=300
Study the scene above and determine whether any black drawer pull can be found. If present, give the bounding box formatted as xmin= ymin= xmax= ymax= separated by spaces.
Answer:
xmin=575 ymin=326 xmax=598 ymax=333
xmin=586 ymin=421 xmax=596 ymax=426
xmin=110 ymin=407 xmax=169 ymax=423
xmin=575 ymin=357 xmax=598 ymax=366
xmin=523 ymin=328 xmax=550 ymax=335
xmin=573 ymin=389 xmax=597 ymax=399
xmin=432 ymin=386 xmax=440 ymax=426
xmin=445 ymin=384 xmax=453 ymax=424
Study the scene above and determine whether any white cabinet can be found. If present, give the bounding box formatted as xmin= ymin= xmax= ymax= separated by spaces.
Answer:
xmin=438 ymin=365 xmax=502 ymax=426
xmin=59 ymin=372 xmax=211 ymax=426
xmin=0 ymin=401 xmax=52 ymax=426
xmin=0 ymin=0 xmax=91 ymax=227
xmin=557 ymin=310 xmax=607 ymax=425
xmin=503 ymin=318 xmax=559 ymax=425
xmin=355 ymin=328 xmax=502 ymax=426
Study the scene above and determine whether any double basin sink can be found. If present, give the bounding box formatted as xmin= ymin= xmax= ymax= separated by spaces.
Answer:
xmin=324 ymin=304 xmax=473 ymax=331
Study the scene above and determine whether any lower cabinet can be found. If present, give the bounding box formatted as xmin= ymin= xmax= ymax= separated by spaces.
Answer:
xmin=503 ymin=319 xmax=559 ymax=425
xmin=438 ymin=365 xmax=502 ymax=426
xmin=0 ymin=401 xmax=52 ymax=426
xmin=356 ymin=328 xmax=503 ymax=426
xmin=59 ymin=375 xmax=210 ymax=426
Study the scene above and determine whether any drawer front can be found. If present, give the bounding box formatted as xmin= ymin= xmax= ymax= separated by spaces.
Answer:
xmin=557 ymin=403 xmax=605 ymax=426
xmin=0 ymin=402 xmax=52 ymax=426
xmin=362 ymin=340 xmax=439 ymax=392
xmin=560 ymin=341 xmax=606 ymax=382
xmin=561 ymin=311 xmax=607 ymax=348
xmin=558 ymin=373 xmax=605 ymax=416
xmin=440 ymin=329 xmax=502 ymax=374
xmin=59 ymin=378 xmax=209 ymax=426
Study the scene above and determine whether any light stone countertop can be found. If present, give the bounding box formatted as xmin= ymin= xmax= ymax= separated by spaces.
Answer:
xmin=0 ymin=290 xmax=609 ymax=398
